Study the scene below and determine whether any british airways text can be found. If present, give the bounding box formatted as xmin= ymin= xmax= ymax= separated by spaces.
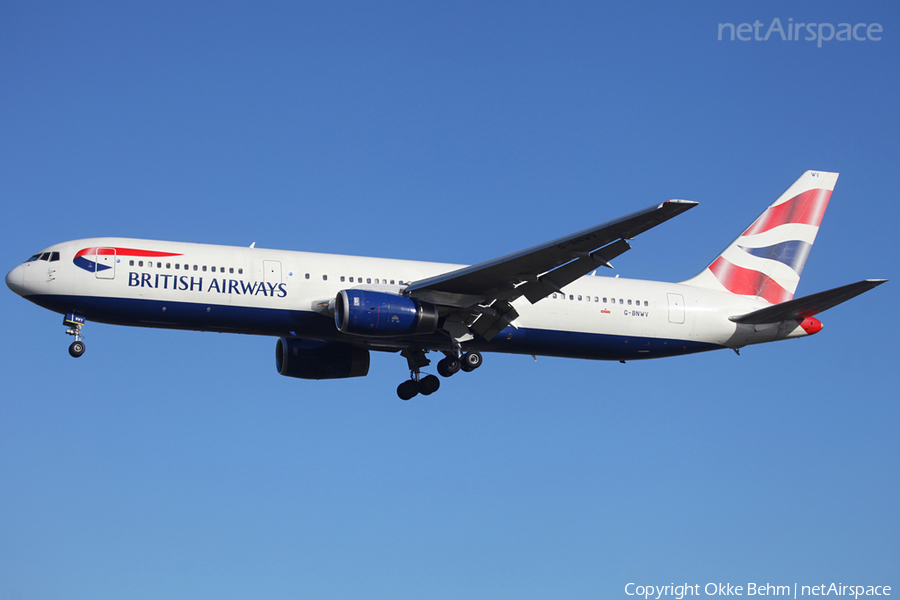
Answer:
xmin=128 ymin=272 xmax=288 ymax=297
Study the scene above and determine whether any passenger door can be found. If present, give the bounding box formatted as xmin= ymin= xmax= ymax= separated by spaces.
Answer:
xmin=667 ymin=293 xmax=684 ymax=324
xmin=263 ymin=260 xmax=282 ymax=285
xmin=95 ymin=248 xmax=116 ymax=279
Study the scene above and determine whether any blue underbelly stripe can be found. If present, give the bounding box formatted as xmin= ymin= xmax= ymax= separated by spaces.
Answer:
xmin=26 ymin=294 xmax=721 ymax=360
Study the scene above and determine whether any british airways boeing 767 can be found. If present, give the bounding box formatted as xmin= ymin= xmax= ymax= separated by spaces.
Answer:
xmin=6 ymin=171 xmax=886 ymax=399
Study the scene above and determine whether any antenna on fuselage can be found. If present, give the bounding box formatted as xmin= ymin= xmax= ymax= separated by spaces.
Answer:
xmin=249 ymin=242 xmax=256 ymax=248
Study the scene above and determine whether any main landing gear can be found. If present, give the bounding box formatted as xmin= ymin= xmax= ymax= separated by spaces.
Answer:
xmin=397 ymin=373 xmax=440 ymax=401
xmin=64 ymin=313 xmax=86 ymax=358
xmin=397 ymin=348 xmax=483 ymax=400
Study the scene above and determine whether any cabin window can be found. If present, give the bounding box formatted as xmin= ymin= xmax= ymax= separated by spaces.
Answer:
xmin=644 ymin=301 xmax=649 ymax=307
xmin=211 ymin=266 xmax=216 ymax=272
xmin=305 ymin=273 xmax=309 ymax=279
xmin=129 ymin=260 xmax=135 ymax=266
xmin=229 ymin=267 xmax=234 ymax=274
xmin=340 ymin=276 xmax=345 ymax=282
xmin=202 ymin=265 xmax=207 ymax=272
xmin=367 ymin=278 xmax=371 ymax=284
xmin=138 ymin=261 xmax=144 ymax=267
xmin=349 ymin=277 xmax=354 ymax=282
xmin=322 ymin=275 xmax=327 ymax=281
xmin=175 ymin=264 xmax=180 ymax=269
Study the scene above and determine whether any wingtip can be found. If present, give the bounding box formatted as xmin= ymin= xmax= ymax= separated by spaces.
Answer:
xmin=661 ymin=199 xmax=700 ymax=211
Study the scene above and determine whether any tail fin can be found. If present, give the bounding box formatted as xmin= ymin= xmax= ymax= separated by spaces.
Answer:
xmin=682 ymin=170 xmax=838 ymax=304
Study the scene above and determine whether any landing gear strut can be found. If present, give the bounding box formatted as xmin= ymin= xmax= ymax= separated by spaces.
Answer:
xmin=64 ymin=313 xmax=86 ymax=358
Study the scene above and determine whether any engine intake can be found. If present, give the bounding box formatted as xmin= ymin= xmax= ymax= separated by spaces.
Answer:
xmin=275 ymin=338 xmax=369 ymax=380
xmin=335 ymin=289 xmax=438 ymax=336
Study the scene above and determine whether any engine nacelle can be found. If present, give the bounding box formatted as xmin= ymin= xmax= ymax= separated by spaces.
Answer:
xmin=275 ymin=338 xmax=369 ymax=380
xmin=335 ymin=289 xmax=439 ymax=336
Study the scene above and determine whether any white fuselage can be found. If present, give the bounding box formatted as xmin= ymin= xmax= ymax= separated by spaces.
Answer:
xmin=6 ymin=237 xmax=812 ymax=362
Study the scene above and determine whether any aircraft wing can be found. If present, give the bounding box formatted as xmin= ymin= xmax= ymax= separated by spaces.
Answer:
xmin=406 ymin=199 xmax=698 ymax=340
xmin=730 ymin=279 xmax=888 ymax=325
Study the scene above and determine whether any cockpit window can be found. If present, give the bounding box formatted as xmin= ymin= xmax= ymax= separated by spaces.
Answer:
xmin=49 ymin=252 xmax=60 ymax=262
xmin=26 ymin=253 xmax=41 ymax=262
xmin=39 ymin=253 xmax=51 ymax=261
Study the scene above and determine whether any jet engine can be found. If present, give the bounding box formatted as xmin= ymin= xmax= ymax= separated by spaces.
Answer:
xmin=334 ymin=289 xmax=438 ymax=336
xmin=275 ymin=338 xmax=370 ymax=379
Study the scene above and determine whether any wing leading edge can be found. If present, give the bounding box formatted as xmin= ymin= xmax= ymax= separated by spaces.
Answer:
xmin=406 ymin=199 xmax=698 ymax=341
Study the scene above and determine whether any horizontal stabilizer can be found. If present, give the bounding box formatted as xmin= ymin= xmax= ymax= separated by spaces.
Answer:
xmin=730 ymin=279 xmax=887 ymax=324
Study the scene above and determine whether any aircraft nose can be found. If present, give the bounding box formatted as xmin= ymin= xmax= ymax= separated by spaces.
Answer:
xmin=6 ymin=264 xmax=25 ymax=296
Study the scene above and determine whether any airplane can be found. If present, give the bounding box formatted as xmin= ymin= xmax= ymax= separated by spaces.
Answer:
xmin=6 ymin=170 xmax=886 ymax=400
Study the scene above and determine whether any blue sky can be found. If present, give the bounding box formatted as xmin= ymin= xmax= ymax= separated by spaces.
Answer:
xmin=1 ymin=2 xmax=897 ymax=599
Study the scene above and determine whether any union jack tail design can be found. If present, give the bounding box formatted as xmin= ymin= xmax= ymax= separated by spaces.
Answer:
xmin=683 ymin=170 xmax=838 ymax=304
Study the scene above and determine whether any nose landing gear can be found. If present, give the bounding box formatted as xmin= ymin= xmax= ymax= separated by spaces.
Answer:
xmin=64 ymin=313 xmax=86 ymax=358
